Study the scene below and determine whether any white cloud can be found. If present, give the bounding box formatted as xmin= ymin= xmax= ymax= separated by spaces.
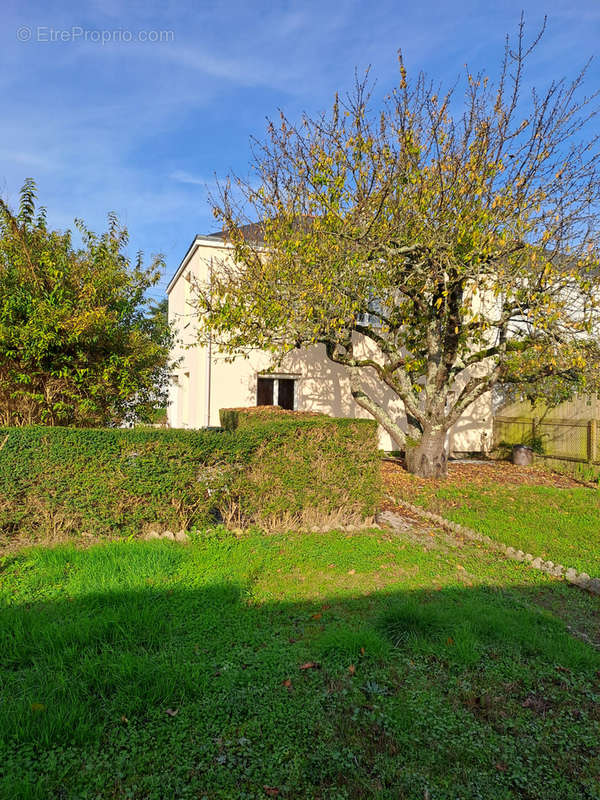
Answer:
xmin=169 ymin=170 xmax=209 ymax=187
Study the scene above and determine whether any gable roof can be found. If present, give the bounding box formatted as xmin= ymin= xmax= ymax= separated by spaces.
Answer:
xmin=206 ymin=222 xmax=266 ymax=244
xmin=166 ymin=218 xmax=317 ymax=295
xmin=166 ymin=223 xmax=268 ymax=295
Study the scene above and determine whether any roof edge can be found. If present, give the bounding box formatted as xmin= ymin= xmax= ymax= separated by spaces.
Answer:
xmin=165 ymin=234 xmax=234 ymax=294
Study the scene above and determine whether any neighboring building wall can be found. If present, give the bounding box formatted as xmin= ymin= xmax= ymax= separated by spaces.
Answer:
xmin=167 ymin=237 xmax=493 ymax=453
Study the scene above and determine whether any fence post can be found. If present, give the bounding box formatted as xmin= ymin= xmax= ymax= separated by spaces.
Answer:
xmin=588 ymin=419 xmax=597 ymax=464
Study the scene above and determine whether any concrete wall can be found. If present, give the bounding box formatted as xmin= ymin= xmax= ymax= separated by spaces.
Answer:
xmin=167 ymin=238 xmax=493 ymax=453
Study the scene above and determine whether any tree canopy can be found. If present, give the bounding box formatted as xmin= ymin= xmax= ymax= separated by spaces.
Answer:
xmin=196 ymin=18 xmax=600 ymax=476
xmin=0 ymin=179 xmax=172 ymax=426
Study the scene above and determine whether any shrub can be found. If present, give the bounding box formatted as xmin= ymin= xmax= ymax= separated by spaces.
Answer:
xmin=0 ymin=414 xmax=380 ymax=543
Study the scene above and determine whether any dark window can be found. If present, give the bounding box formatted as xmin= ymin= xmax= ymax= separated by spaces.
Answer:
xmin=257 ymin=377 xmax=295 ymax=409
xmin=256 ymin=377 xmax=274 ymax=405
xmin=277 ymin=378 xmax=295 ymax=410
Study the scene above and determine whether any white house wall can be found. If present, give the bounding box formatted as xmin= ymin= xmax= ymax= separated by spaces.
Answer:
xmin=167 ymin=239 xmax=493 ymax=453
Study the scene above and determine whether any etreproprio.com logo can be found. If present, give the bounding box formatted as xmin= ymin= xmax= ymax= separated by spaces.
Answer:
xmin=16 ymin=26 xmax=175 ymax=44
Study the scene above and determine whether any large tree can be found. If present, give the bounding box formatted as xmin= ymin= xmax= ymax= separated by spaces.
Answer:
xmin=0 ymin=180 xmax=172 ymax=426
xmin=197 ymin=19 xmax=600 ymax=476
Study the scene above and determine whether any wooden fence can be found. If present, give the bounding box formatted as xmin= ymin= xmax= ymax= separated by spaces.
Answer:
xmin=494 ymin=416 xmax=599 ymax=464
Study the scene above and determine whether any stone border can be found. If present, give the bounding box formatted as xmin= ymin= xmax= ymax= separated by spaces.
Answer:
xmin=378 ymin=500 xmax=600 ymax=596
xmin=143 ymin=529 xmax=190 ymax=542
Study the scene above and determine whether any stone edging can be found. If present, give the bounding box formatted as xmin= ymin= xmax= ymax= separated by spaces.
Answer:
xmin=378 ymin=500 xmax=600 ymax=596
xmin=143 ymin=529 xmax=190 ymax=542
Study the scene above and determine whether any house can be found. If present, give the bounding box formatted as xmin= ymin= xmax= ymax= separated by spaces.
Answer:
xmin=166 ymin=231 xmax=494 ymax=453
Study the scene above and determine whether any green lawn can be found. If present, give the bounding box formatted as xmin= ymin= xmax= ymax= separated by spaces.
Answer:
xmin=394 ymin=481 xmax=600 ymax=576
xmin=1 ymin=529 xmax=599 ymax=799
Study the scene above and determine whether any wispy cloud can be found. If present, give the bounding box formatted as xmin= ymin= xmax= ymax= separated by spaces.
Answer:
xmin=169 ymin=170 xmax=209 ymax=187
xmin=0 ymin=149 xmax=60 ymax=171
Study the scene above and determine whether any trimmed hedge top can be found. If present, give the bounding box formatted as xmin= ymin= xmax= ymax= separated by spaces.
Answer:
xmin=219 ymin=406 xmax=327 ymax=431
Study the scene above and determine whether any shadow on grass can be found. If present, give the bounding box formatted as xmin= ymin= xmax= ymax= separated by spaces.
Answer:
xmin=1 ymin=575 xmax=599 ymax=799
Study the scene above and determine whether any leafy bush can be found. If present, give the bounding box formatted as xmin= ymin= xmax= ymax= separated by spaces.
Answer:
xmin=0 ymin=414 xmax=380 ymax=542
xmin=0 ymin=181 xmax=172 ymax=427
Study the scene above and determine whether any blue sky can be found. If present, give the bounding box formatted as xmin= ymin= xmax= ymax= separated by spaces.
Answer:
xmin=2 ymin=0 xmax=599 ymax=299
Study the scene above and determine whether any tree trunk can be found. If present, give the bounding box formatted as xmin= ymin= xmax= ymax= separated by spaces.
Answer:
xmin=405 ymin=428 xmax=448 ymax=478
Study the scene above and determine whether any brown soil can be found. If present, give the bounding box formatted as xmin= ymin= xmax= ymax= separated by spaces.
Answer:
xmin=382 ymin=458 xmax=583 ymax=497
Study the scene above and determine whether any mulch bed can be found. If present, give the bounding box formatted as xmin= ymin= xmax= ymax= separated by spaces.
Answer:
xmin=382 ymin=458 xmax=583 ymax=497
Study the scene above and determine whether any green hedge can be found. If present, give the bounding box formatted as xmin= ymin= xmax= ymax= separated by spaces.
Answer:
xmin=0 ymin=413 xmax=380 ymax=542
xmin=219 ymin=406 xmax=326 ymax=431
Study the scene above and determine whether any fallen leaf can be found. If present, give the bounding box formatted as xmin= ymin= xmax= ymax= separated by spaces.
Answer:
xmin=263 ymin=787 xmax=280 ymax=797
xmin=521 ymin=695 xmax=551 ymax=714
xmin=165 ymin=708 xmax=179 ymax=717
xmin=311 ymin=612 xmax=322 ymax=620
xmin=282 ymin=678 xmax=293 ymax=690
xmin=446 ymin=637 xmax=454 ymax=646
xmin=360 ymin=647 xmax=365 ymax=656
xmin=347 ymin=569 xmax=356 ymax=575
xmin=120 ymin=715 xmax=129 ymax=724
xmin=348 ymin=664 xmax=356 ymax=675
xmin=299 ymin=661 xmax=320 ymax=670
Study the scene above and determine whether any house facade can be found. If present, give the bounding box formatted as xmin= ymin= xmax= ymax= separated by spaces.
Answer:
xmin=166 ymin=233 xmax=494 ymax=453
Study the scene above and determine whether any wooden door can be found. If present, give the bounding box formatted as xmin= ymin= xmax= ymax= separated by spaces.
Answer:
xmin=257 ymin=377 xmax=274 ymax=405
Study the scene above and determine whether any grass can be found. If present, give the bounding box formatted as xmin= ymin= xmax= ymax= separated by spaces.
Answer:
xmin=1 ymin=527 xmax=599 ymax=799
xmin=393 ymin=479 xmax=600 ymax=576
